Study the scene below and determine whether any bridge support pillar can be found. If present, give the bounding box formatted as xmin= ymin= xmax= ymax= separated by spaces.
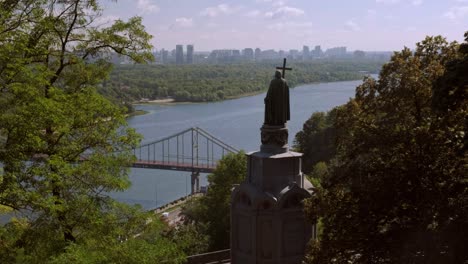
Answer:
xmin=191 ymin=171 xmax=200 ymax=194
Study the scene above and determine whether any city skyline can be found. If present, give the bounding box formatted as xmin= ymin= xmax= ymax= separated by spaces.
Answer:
xmin=151 ymin=44 xmax=390 ymax=65
xmin=100 ymin=0 xmax=467 ymax=51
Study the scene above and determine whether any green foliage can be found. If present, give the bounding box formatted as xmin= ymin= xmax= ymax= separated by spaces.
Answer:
xmin=0 ymin=1 xmax=184 ymax=263
xmin=46 ymin=207 xmax=185 ymax=264
xmin=164 ymin=221 xmax=210 ymax=256
xmin=304 ymin=34 xmax=467 ymax=263
xmin=1 ymin=204 xmax=185 ymax=263
xmin=48 ymin=237 xmax=184 ymax=264
xmin=179 ymin=152 xmax=247 ymax=252
xmin=294 ymin=110 xmax=338 ymax=175
xmin=307 ymin=162 xmax=329 ymax=188
xmin=101 ymin=59 xmax=386 ymax=103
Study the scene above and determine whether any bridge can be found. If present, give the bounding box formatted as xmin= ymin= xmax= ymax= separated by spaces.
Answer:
xmin=132 ymin=127 xmax=239 ymax=194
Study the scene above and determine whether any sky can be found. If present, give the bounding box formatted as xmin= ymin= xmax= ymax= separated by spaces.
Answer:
xmin=100 ymin=0 xmax=468 ymax=52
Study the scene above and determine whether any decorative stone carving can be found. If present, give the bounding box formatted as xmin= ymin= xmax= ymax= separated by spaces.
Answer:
xmin=260 ymin=125 xmax=288 ymax=146
xmin=231 ymin=153 xmax=314 ymax=264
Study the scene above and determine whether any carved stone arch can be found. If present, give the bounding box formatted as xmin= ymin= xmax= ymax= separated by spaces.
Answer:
xmin=255 ymin=192 xmax=277 ymax=210
xmin=232 ymin=183 xmax=260 ymax=209
xmin=239 ymin=192 xmax=252 ymax=207
xmin=278 ymin=184 xmax=311 ymax=209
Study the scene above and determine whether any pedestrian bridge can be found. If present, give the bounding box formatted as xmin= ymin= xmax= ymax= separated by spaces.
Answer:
xmin=132 ymin=127 xmax=239 ymax=193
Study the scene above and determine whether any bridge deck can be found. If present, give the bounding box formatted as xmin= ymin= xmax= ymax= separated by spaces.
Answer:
xmin=132 ymin=160 xmax=215 ymax=173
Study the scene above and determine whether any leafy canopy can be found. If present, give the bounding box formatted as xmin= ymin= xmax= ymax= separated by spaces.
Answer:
xmin=304 ymin=34 xmax=467 ymax=263
xmin=0 ymin=0 xmax=184 ymax=263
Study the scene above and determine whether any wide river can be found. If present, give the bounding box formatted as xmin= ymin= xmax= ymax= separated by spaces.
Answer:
xmin=111 ymin=77 xmax=371 ymax=209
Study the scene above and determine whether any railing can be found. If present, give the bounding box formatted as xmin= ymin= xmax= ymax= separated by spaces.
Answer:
xmin=186 ymin=249 xmax=230 ymax=264
xmin=132 ymin=127 xmax=239 ymax=172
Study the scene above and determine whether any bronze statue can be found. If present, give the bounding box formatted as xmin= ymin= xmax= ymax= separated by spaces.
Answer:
xmin=264 ymin=70 xmax=290 ymax=126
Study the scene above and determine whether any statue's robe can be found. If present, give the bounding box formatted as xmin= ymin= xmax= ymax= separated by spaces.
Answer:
xmin=264 ymin=77 xmax=290 ymax=126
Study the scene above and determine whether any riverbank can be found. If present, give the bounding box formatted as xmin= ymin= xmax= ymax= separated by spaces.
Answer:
xmin=132 ymin=74 xmax=372 ymax=108
xmin=126 ymin=109 xmax=149 ymax=117
xmin=136 ymin=91 xmax=266 ymax=105
xmin=133 ymin=98 xmax=175 ymax=105
xmin=152 ymin=193 xmax=202 ymax=214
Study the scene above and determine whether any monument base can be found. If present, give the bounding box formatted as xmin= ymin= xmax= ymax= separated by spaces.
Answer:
xmin=230 ymin=149 xmax=314 ymax=264
xmin=260 ymin=124 xmax=289 ymax=154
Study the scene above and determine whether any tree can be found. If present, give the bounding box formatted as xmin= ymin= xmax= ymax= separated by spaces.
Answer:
xmin=103 ymin=59 xmax=387 ymax=103
xmin=294 ymin=110 xmax=338 ymax=174
xmin=46 ymin=204 xmax=185 ymax=264
xmin=180 ymin=152 xmax=247 ymax=252
xmin=164 ymin=221 xmax=210 ymax=256
xmin=304 ymin=34 xmax=467 ymax=263
xmin=0 ymin=1 xmax=183 ymax=262
xmin=353 ymin=50 xmax=366 ymax=58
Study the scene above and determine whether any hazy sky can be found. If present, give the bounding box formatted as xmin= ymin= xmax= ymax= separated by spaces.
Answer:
xmin=100 ymin=0 xmax=468 ymax=51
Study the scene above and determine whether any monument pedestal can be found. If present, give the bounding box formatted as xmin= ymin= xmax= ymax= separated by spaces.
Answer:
xmin=231 ymin=125 xmax=314 ymax=264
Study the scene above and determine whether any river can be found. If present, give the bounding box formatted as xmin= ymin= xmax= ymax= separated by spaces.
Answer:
xmin=111 ymin=77 xmax=370 ymax=209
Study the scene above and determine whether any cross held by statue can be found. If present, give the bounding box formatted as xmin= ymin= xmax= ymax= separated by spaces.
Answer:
xmin=276 ymin=58 xmax=292 ymax=78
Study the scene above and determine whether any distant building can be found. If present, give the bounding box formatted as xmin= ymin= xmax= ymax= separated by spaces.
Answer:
xmin=288 ymin=49 xmax=299 ymax=60
xmin=279 ymin=50 xmax=285 ymax=58
xmin=254 ymin=48 xmax=261 ymax=60
xmin=161 ymin=49 xmax=168 ymax=64
xmin=209 ymin=49 xmax=234 ymax=63
xmin=325 ymin=46 xmax=347 ymax=57
xmin=243 ymin=48 xmax=254 ymax=60
xmin=312 ymin=45 xmax=323 ymax=58
xmin=175 ymin=44 xmax=184 ymax=64
xmin=186 ymin=45 xmax=194 ymax=64
xmin=302 ymin=45 xmax=310 ymax=60
xmin=261 ymin=49 xmax=279 ymax=60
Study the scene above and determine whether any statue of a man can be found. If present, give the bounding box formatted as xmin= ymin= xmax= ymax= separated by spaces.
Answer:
xmin=264 ymin=70 xmax=290 ymax=126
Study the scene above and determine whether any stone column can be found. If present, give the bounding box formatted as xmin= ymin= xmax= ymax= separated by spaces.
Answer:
xmin=231 ymin=124 xmax=314 ymax=264
xmin=191 ymin=171 xmax=200 ymax=194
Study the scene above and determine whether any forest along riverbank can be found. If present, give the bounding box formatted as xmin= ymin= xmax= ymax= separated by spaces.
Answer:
xmin=111 ymin=76 xmax=377 ymax=210
xmin=101 ymin=59 xmax=385 ymax=105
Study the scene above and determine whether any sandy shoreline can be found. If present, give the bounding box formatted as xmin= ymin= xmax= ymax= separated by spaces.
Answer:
xmin=148 ymin=98 xmax=175 ymax=103
xmin=140 ymin=98 xmax=175 ymax=104
xmin=133 ymin=98 xmax=177 ymax=105
xmin=133 ymin=91 xmax=266 ymax=106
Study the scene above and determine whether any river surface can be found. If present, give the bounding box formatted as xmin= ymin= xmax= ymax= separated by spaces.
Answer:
xmin=111 ymin=77 xmax=371 ymax=209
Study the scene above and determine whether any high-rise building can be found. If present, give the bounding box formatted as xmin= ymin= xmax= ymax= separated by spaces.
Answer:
xmin=186 ymin=44 xmax=194 ymax=64
xmin=209 ymin=49 xmax=234 ymax=63
xmin=254 ymin=48 xmax=261 ymax=60
xmin=243 ymin=48 xmax=254 ymax=60
xmin=279 ymin=50 xmax=285 ymax=58
xmin=313 ymin=45 xmax=323 ymax=58
xmin=302 ymin=45 xmax=310 ymax=60
xmin=161 ymin=48 xmax=168 ymax=64
xmin=261 ymin=49 xmax=279 ymax=59
xmin=232 ymin=50 xmax=241 ymax=56
xmin=325 ymin=46 xmax=347 ymax=57
xmin=175 ymin=44 xmax=184 ymax=64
